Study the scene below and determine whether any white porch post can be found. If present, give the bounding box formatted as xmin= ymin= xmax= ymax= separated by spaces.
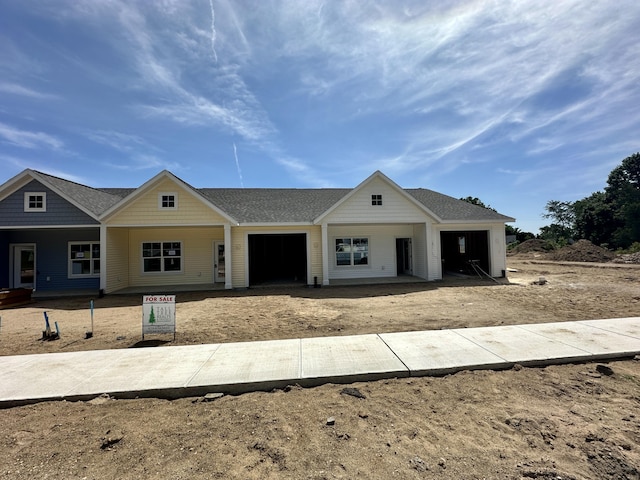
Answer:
xmin=100 ymin=225 xmax=107 ymax=293
xmin=321 ymin=223 xmax=330 ymax=285
xmin=224 ymin=223 xmax=232 ymax=289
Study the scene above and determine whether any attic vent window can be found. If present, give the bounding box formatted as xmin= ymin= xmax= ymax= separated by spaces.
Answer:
xmin=24 ymin=192 xmax=46 ymax=212
xmin=371 ymin=194 xmax=382 ymax=206
xmin=159 ymin=193 xmax=177 ymax=209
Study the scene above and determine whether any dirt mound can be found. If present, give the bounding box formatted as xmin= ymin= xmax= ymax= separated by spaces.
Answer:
xmin=611 ymin=252 xmax=640 ymax=264
xmin=508 ymin=239 xmax=554 ymax=255
xmin=549 ymin=239 xmax=615 ymax=263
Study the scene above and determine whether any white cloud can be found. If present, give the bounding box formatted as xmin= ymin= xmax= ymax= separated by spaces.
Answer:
xmin=0 ymin=122 xmax=64 ymax=151
xmin=0 ymin=83 xmax=60 ymax=100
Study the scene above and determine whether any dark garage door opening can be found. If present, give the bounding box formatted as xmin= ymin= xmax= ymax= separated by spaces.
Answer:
xmin=441 ymin=231 xmax=489 ymax=275
xmin=248 ymin=234 xmax=307 ymax=286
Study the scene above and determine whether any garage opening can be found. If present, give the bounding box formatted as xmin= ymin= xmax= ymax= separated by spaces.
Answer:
xmin=441 ymin=231 xmax=489 ymax=276
xmin=248 ymin=233 xmax=307 ymax=286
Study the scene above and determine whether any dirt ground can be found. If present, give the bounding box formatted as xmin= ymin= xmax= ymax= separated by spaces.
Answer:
xmin=1 ymin=259 xmax=640 ymax=479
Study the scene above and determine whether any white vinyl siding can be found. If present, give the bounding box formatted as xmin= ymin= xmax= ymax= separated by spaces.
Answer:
xmin=323 ymin=177 xmax=429 ymax=224
xmin=328 ymin=225 xmax=413 ymax=280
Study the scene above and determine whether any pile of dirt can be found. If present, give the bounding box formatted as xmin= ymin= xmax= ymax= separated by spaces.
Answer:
xmin=549 ymin=239 xmax=616 ymax=263
xmin=507 ymin=238 xmax=554 ymax=255
xmin=611 ymin=251 xmax=640 ymax=264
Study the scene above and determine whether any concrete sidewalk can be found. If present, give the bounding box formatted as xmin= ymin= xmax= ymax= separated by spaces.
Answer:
xmin=1 ymin=317 xmax=639 ymax=408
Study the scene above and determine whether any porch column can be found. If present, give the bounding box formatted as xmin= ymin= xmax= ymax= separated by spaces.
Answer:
xmin=100 ymin=225 xmax=107 ymax=293
xmin=321 ymin=223 xmax=330 ymax=285
xmin=224 ymin=223 xmax=232 ymax=289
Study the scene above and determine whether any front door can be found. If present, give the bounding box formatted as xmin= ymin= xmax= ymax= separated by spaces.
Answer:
xmin=396 ymin=238 xmax=413 ymax=275
xmin=13 ymin=245 xmax=35 ymax=289
xmin=214 ymin=242 xmax=225 ymax=283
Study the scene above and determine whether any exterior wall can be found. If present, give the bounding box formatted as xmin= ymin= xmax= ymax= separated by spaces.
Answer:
xmin=489 ymin=224 xmax=508 ymax=277
xmin=328 ymin=224 xmax=414 ymax=280
xmin=230 ymin=225 xmax=322 ymax=288
xmin=412 ymin=223 xmax=428 ymax=279
xmin=323 ymin=177 xmax=429 ymax=224
xmin=0 ymin=180 xmax=98 ymax=227
xmin=124 ymin=227 xmax=223 ymax=288
xmin=106 ymin=178 xmax=228 ymax=226
xmin=6 ymin=228 xmax=100 ymax=291
xmin=106 ymin=227 xmax=130 ymax=293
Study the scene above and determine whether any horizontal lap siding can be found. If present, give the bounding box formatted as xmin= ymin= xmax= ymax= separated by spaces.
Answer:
xmin=9 ymin=228 xmax=99 ymax=291
xmin=106 ymin=228 xmax=129 ymax=293
xmin=127 ymin=227 xmax=223 ymax=287
xmin=0 ymin=180 xmax=98 ymax=226
xmin=328 ymin=225 xmax=413 ymax=280
xmin=107 ymin=178 xmax=228 ymax=226
xmin=412 ymin=224 xmax=427 ymax=279
xmin=323 ymin=177 xmax=429 ymax=224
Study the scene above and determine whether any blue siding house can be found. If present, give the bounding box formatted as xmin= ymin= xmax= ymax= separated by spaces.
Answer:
xmin=0 ymin=170 xmax=123 ymax=295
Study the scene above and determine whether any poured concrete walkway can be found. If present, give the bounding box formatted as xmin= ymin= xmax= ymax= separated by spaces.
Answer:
xmin=1 ymin=317 xmax=639 ymax=408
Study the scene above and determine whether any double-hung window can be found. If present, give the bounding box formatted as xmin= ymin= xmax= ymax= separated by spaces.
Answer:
xmin=69 ymin=242 xmax=100 ymax=277
xmin=335 ymin=238 xmax=369 ymax=266
xmin=142 ymin=242 xmax=182 ymax=273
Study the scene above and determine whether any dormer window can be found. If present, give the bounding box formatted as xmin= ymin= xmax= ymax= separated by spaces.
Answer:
xmin=24 ymin=192 xmax=46 ymax=212
xmin=371 ymin=194 xmax=382 ymax=206
xmin=159 ymin=193 xmax=177 ymax=210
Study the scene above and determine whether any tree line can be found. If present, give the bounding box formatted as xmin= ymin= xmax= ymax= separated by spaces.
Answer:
xmin=463 ymin=152 xmax=640 ymax=250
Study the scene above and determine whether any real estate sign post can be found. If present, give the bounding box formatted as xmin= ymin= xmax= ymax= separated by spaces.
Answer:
xmin=142 ymin=295 xmax=176 ymax=340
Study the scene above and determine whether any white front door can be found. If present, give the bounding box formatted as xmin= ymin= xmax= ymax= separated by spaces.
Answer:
xmin=13 ymin=245 xmax=36 ymax=289
xmin=214 ymin=242 xmax=225 ymax=283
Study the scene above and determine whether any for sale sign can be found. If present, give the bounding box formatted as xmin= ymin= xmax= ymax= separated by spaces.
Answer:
xmin=142 ymin=295 xmax=176 ymax=339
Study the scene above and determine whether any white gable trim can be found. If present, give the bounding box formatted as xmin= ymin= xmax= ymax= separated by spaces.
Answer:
xmin=100 ymin=170 xmax=238 ymax=224
xmin=314 ymin=170 xmax=443 ymax=224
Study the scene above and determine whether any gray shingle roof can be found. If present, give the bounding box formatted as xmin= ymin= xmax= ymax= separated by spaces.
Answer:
xmin=199 ymin=188 xmax=349 ymax=223
xmin=30 ymin=170 xmax=513 ymax=223
xmin=34 ymin=171 xmax=127 ymax=216
xmin=406 ymin=189 xmax=514 ymax=222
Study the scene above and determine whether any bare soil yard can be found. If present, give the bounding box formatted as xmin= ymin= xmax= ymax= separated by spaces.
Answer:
xmin=1 ymin=259 xmax=640 ymax=479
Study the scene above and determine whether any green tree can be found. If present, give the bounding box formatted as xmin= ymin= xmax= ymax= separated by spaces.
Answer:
xmin=541 ymin=200 xmax=575 ymax=243
xmin=459 ymin=196 xmax=497 ymax=212
xmin=605 ymin=152 xmax=640 ymax=248
xmin=573 ymin=191 xmax=616 ymax=247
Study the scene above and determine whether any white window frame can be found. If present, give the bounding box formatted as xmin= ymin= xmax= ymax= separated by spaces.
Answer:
xmin=24 ymin=192 xmax=47 ymax=212
xmin=68 ymin=241 xmax=100 ymax=278
xmin=158 ymin=192 xmax=178 ymax=210
xmin=335 ymin=237 xmax=370 ymax=267
xmin=142 ymin=241 xmax=183 ymax=274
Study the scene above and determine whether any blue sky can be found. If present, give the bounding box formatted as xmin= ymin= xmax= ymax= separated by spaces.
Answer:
xmin=1 ymin=1 xmax=639 ymax=233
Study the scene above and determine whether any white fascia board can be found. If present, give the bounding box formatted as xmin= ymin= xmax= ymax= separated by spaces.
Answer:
xmin=236 ymin=222 xmax=314 ymax=227
xmin=0 ymin=169 xmax=40 ymax=202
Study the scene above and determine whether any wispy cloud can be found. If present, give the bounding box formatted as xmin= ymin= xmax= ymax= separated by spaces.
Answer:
xmin=208 ymin=0 xmax=218 ymax=63
xmin=0 ymin=122 xmax=64 ymax=150
xmin=0 ymin=82 xmax=60 ymax=100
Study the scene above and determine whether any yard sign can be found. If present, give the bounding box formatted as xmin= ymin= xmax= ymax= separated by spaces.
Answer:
xmin=142 ymin=295 xmax=176 ymax=340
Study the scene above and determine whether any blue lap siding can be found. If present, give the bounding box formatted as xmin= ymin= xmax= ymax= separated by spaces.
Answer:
xmin=1 ymin=179 xmax=101 ymax=292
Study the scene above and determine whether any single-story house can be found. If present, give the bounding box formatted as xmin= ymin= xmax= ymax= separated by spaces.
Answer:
xmin=0 ymin=169 xmax=514 ymax=295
